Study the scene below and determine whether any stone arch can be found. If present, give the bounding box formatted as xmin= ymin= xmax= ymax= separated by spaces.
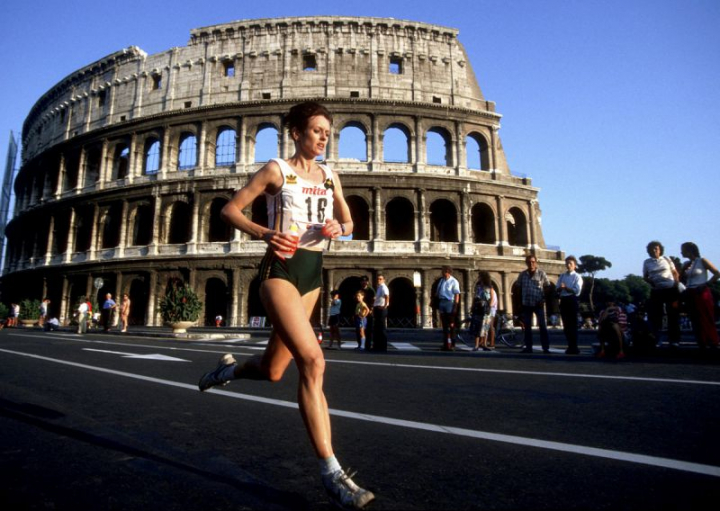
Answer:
xmin=345 ymin=195 xmax=370 ymax=240
xmin=100 ymin=202 xmax=122 ymax=249
xmin=84 ymin=144 xmax=102 ymax=186
xmin=204 ymin=276 xmax=230 ymax=326
xmin=426 ymin=126 xmax=452 ymax=166
xmin=129 ymin=202 xmax=153 ymax=246
xmin=128 ymin=277 xmax=149 ymax=326
xmin=143 ymin=136 xmax=161 ymax=174
xmin=247 ymin=276 xmax=268 ymax=323
xmin=254 ymin=122 xmax=280 ymax=162
xmin=429 ymin=198 xmax=459 ymax=242
xmin=387 ymin=276 xmax=417 ymax=327
xmin=338 ymin=122 xmax=368 ymax=162
xmin=471 ymin=201 xmax=496 ymax=244
xmin=249 ymin=195 xmax=268 ymax=238
xmin=111 ymin=142 xmax=131 ymax=180
xmin=383 ymin=123 xmax=411 ymax=163
xmin=74 ymin=204 xmax=94 ymax=252
xmin=165 ymin=200 xmax=192 ymax=244
xmin=386 ymin=196 xmax=415 ymax=241
xmin=215 ymin=126 xmax=237 ymax=167
xmin=337 ymin=275 xmax=364 ymax=325
xmin=203 ymin=196 xmax=232 ymax=242
xmin=177 ymin=131 xmax=198 ymax=170
xmin=506 ymin=206 xmax=528 ymax=247
xmin=466 ymin=131 xmax=490 ymax=171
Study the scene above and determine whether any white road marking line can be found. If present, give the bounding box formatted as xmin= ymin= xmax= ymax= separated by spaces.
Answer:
xmin=9 ymin=333 xmax=720 ymax=386
xmin=2 ymin=346 xmax=719 ymax=478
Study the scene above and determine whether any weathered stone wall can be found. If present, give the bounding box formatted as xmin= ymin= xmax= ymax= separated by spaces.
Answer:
xmin=5 ymin=16 xmax=564 ymax=329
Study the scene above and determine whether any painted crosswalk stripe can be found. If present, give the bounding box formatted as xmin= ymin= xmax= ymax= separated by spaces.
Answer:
xmin=390 ymin=342 xmax=422 ymax=351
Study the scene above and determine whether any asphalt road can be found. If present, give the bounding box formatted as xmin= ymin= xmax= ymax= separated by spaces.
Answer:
xmin=1 ymin=327 xmax=719 ymax=510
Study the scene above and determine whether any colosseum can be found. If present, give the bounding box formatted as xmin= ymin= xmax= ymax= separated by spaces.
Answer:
xmin=3 ymin=16 xmax=565 ymax=328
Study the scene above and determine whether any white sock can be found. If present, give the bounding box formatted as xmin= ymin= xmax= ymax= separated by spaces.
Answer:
xmin=320 ymin=455 xmax=342 ymax=476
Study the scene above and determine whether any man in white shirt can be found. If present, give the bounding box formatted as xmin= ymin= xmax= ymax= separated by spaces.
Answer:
xmin=556 ymin=256 xmax=584 ymax=354
xmin=372 ymin=275 xmax=390 ymax=352
xmin=436 ymin=266 xmax=461 ymax=351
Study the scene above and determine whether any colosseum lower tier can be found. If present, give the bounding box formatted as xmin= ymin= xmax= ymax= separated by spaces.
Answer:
xmin=3 ymin=16 xmax=564 ymax=328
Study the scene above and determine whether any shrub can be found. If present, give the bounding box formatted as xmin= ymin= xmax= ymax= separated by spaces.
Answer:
xmin=159 ymin=280 xmax=202 ymax=323
xmin=19 ymin=299 xmax=42 ymax=320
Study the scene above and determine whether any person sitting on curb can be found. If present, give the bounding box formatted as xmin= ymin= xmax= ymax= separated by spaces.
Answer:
xmin=597 ymin=301 xmax=627 ymax=359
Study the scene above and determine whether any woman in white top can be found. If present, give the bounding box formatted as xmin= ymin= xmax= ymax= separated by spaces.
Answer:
xmin=642 ymin=240 xmax=681 ymax=346
xmin=197 ymin=102 xmax=373 ymax=509
xmin=681 ymin=242 xmax=719 ymax=348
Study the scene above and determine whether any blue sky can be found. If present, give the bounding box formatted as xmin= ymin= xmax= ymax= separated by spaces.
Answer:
xmin=1 ymin=0 xmax=718 ymax=279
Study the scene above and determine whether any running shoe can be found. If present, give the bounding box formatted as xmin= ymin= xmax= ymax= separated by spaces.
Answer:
xmin=198 ymin=354 xmax=237 ymax=392
xmin=322 ymin=469 xmax=375 ymax=509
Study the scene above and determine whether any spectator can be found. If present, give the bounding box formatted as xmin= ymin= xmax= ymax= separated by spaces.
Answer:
xmin=326 ymin=290 xmax=342 ymax=349
xmin=354 ymin=291 xmax=370 ymax=350
xmin=372 ymin=274 xmax=390 ymax=352
xmin=472 ymin=271 xmax=497 ymax=351
xmin=9 ymin=303 xmax=19 ymax=328
xmin=120 ymin=294 xmax=131 ymax=333
xmin=77 ymin=298 xmax=89 ymax=334
xmin=556 ymin=255 xmax=584 ymax=354
xmin=516 ymin=254 xmax=552 ymax=353
xmin=436 ymin=266 xmax=461 ymax=351
xmin=215 ymin=315 xmax=223 ymax=327
xmin=643 ymin=241 xmax=681 ymax=347
xmin=101 ymin=293 xmax=117 ymax=332
xmin=44 ymin=316 xmax=60 ymax=332
xmin=39 ymin=298 xmax=51 ymax=327
xmin=680 ymin=242 xmax=720 ymax=348
xmin=597 ymin=301 xmax=627 ymax=359
xmin=359 ymin=276 xmax=375 ymax=351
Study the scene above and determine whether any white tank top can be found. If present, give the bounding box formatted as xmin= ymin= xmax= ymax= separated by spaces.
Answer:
xmin=265 ymin=158 xmax=335 ymax=251
xmin=685 ymin=258 xmax=708 ymax=288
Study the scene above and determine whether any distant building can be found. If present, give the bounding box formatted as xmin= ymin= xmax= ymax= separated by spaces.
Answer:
xmin=3 ymin=16 xmax=564 ymax=326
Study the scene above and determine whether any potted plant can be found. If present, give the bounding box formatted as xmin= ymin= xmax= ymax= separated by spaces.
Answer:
xmin=19 ymin=298 xmax=42 ymax=327
xmin=159 ymin=280 xmax=202 ymax=334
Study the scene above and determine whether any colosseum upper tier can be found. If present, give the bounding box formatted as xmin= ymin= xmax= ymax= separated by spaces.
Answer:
xmin=4 ymin=16 xmax=564 ymax=328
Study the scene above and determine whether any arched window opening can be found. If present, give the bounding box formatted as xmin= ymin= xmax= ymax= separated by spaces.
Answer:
xmin=250 ymin=196 xmax=268 ymax=240
xmin=216 ymin=128 xmax=236 ymax=167
xmin=128 ymin=278 xmax=149 ymax=326
xmin=471 ymin=203 xmax=496 ymax=244
xmin=209 ymin=198 xmax=232 ymax=242
xmin=144 ymin=138 xmax=160 ymax=174
xmin=74 ymin=205 xmax=94 ymax=252
xmin=84 ymin=147 xmax=102 ymax=186
xmin=247 ymin=277 xmax=268 ymax=321
xmin=338 ymin=124 xmax=367 ymax=161
xmin=168 ymin=202 xmax=191 ymax=244
xmin=345 ymin=195 xmax=370 ymax=240
xmin=388 ymin=278 xmax=417 ymax=327
xmin=113 ymin=145 xmax=130 ymax=180
xmin=430 ymin=199 xmax=458 ymax=242
xmin=506 ymin=207 xmax=528 ymax=247
xmin=101 ymin=204 xmax=122 ymax=249
xmin=52 ymin=210 xmax=71 ymax=255
xmin=383 ymin=125 xmax=410 ymax=163
xmin=204 ymin=278 xmax=229 ymax=326
xmin=64 ymin=152 xmax=80 ymax=191
xmin=132 ymin=204 xmax=153 ymax=246
xmin=466 ymin=133 xmax=490 ymax=171
xmin=178 ymin=133 xmax=197 ymax=171
xmin=426 ymin=128 xmax=450 ymax=166
xmin=386 ymin=197 xmax=415 ymax=241
xmin=254 ymin=125 xmax=279 ymax=163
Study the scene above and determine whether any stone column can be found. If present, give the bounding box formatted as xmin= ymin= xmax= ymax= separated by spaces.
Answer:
xmin=44 ymin=216 xmax=55 ymax=265
xmin=149 ymin=193 xmax=162 ymax=256
xmin=460 ymin=192 xmax=469 ymax=252
xmin=413 ymin=116 xmax=423 ymax=172
xmin=147 ymin=270 xmax=158 ymax=326
xmin=422 ymin=268 xmax=434 ymax=328
xmin=60 ymin=275 xmax=70 ymax=325
xmin=371 ymin=187 xmax=383 ymax=252
xmin=88 ymin=204 xmax=100 ymax=261
xmin=231 ymin=269 xmax=242 ymax=327
xmin=64 ymin=208 xmax=77 ymax=264
xmin=501 ymin=271 xmax=511 ymax=314
xmin=127 ymin=133 xmax=137 ymax=184
xmin=117 ymin=200 xmax=129 ymax=258
xmin=160 ymin=127 xmax=170 ymax=180
xmin=55 ymin=153 xmax=66 ymax=198
xmin=496 ymin=195 xmax=507 ymax=250
xmin=187 ymin=193 xmax=199 ymax=254
xmin=98 ymin=139 xmax=110 ymax=189
xmin=77 ymin=147 xmax=87 ymax=190
xmin=528 ymin=200 xmax=538 ymax=250
xmin=370 ymin=115 xmax=380 ymax=171
xmin=197 ymin=121 xmax=208 ymax=174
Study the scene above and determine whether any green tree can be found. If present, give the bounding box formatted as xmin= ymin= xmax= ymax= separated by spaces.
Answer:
xmin=623 ymin=274 xmax=651 ymax=306
xmin=578 ymin=255 xmax=612 ymax=312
